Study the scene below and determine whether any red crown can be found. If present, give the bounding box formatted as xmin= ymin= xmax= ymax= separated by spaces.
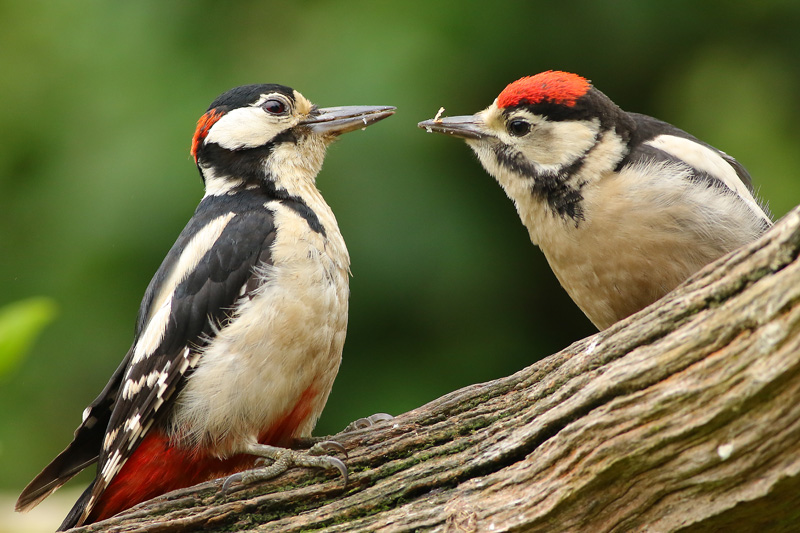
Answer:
xmin=497 ymin=71 xmax=591 ymax=109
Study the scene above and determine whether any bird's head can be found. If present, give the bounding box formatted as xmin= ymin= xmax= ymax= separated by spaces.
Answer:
xmin=191 ymin=84 xmax=394 ymax=194
xmin=419 ymin=71 xmax=632 ymax=220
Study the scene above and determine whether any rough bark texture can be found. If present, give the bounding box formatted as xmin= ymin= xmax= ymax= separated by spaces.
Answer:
xmin=67 ymin=207 xmax=800 ymax=533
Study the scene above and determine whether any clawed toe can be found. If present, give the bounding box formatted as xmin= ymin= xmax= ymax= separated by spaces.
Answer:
xmin=221 ymin=472 xmax=244 ymax=493
xmin=310 ymin=439 xmax=347 ymax=457
xmin=343 ymin=412 xmax=393 ymax=432
xmin=221 ymin=443 xmax=349 ymax=494
xmin=296 ymin=453 xmax=348 ymax=486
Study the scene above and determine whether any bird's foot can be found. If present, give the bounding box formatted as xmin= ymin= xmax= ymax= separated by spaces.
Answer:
xmin=222 ymin=442 xmax=348 ymax=493
xmin=342 ymin=412 xmax=393 ymax=432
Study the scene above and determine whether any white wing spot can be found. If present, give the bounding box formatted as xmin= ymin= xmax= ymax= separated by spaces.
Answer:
xmin=122 ymin=375 xmax=148 ymax=400
xmin=146 ymin=371 xmax=159 ymax=388
xmin=84 ymin=495 xmax=97 ymax=516
xmin=178 ymin=346 xmax=201 ymax=374
xmin=103 ymin=427 xmax=120 ymax=450
xmin=155 ymin=364 xmax=170 ymax=399
xmin=178 ymin=355 xmax=191 ymax=374
xmin=126 ymin=415 xmax=145 ymax=450
xmin=124 ymin=413 xmax=141 ymax=433
xmin=101 ymin=450 xmax=123 ymax=480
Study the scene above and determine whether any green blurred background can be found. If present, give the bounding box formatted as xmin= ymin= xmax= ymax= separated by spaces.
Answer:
xmin=3 ymin=0 xmax=800 ymax=530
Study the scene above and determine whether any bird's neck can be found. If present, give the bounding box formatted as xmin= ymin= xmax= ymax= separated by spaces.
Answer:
xmin=198 ymin=143 xmax=346 ymax=265
xmin=198 ymin=135 xmax=330 ymax=197
xmin=473 ymin=129 xmax=630 ymax=245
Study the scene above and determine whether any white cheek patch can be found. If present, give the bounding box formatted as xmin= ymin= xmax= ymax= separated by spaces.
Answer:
xmin=488 ymin=115 xmax=600 ymax=173
xmin=646 ymin=135 xmax=769 ymax=223
xmin=204 ymin=106 xmax=291 ymax=151
xmin=519 ymin=119 xmax=600 ymax=168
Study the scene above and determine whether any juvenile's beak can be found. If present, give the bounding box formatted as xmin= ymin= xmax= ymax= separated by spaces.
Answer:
xmin=303 ymin=105 xmax=396 ymax=135
xmin=418 ymin=115 xmax=487 ymax=140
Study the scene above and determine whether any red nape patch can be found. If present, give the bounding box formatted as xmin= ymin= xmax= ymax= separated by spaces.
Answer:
xmin=190 ymin=108 xmax=225 ymax=162
xmin=497 ymin=71 xmax=591 ymax=109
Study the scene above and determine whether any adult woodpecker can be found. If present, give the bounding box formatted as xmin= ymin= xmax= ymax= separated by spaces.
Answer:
xmin=419 ymin=70 xmax=771 ymax=329
xmin=16 ymin=84 xmax=394 ymax=530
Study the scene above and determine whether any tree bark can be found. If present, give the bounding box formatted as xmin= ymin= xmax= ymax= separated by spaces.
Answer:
xmin=68 ymin=207 xmax=800 ymax=533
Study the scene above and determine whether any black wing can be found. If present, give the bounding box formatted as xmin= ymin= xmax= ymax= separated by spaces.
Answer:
xmin=83 ymin=191 xmax=278 ymax=519
xmin=17 ymin=191 xmax=277 ymax=520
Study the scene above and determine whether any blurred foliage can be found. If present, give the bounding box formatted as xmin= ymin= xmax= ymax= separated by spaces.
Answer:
xmin=0 ymin=298 xmax=57 ymax=378
xmin=3 ymin=3 xmax=800 ymax=527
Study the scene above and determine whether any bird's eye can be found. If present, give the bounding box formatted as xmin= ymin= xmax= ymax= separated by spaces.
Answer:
xmin=262 ymin=99 xmax=289 ymax=115
xmin=507 ymin=119 xmax=531 ymax=137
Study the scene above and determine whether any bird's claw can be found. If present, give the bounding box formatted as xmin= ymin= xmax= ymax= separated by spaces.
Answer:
xmin=343 ymin=412 xmax=393 ymax=432
xmin=310 ymin=439 xmax=347 ymax=458
xmin=221 ymin=472 xmax=244 ymax=494
xmin=221 ymin=443 xmax=349 ymax=494
xmin=298 ymin=454 xmax=348 ymax=486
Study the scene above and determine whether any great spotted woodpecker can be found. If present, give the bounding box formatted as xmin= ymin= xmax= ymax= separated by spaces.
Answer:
xmin=419 ymin=70 xmax=772 ymax=329
xmin=16 ymin=84 xmax=394 ymax=529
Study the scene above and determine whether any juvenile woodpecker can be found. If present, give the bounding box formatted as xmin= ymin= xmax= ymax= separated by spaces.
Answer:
xmin=419 ymin=71 xmax=771 ymax=329
xmin=16 ymin=84 xmax=394 ymax=529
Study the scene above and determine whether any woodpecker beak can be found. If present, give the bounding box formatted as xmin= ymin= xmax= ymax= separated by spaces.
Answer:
xmin=302 ymin=105 xmax=396 ymax=135
xmin=418 ymin=115 xmax=487 ymax=140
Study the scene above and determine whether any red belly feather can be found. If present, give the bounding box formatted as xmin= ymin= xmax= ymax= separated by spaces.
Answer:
xmin=87 ymin=385 xmax=319 ymax=523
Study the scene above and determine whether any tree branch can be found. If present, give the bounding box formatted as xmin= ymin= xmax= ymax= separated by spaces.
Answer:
xmin=69 ymin=206 xmax=800 ymax=533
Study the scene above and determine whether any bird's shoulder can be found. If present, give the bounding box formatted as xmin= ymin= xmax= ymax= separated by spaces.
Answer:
xmin=620 ymin=112 xmax=756 ymax=193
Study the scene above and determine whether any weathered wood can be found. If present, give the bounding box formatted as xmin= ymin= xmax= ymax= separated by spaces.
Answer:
xmin=68 ymin=207 xmax=800 ymax=533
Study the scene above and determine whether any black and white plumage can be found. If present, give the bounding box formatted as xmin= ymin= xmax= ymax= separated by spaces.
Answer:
xmin=16 ymin=83 xmax=394 ymax=529
xmin=420 ymin=71 xmax=771 ymax=329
